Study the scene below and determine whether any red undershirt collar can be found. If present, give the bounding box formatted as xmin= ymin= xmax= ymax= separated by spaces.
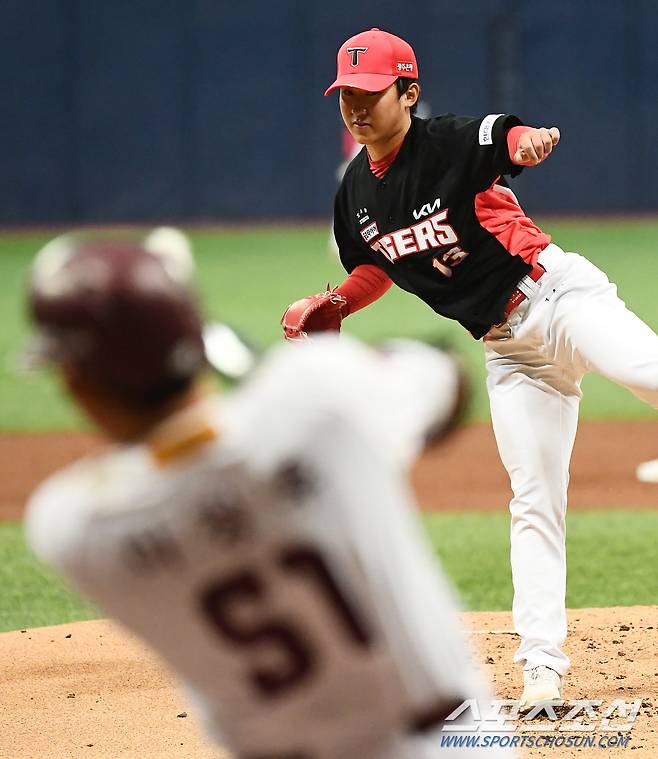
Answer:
xmin=368 ymin=142 xmax=403 ymax=179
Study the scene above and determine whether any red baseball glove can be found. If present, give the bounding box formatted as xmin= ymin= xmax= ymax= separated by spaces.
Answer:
xmin=281 ymin=288 xmax=348 ymax=341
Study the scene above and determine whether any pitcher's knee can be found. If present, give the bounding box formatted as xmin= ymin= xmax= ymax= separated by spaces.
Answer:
xmin=509 ymin=477 xmax=568 ymax=515
xmin=630 ymin=374 xmax=658 ymax=408
xmin=509 ymin=492 xmax=568 ymax=528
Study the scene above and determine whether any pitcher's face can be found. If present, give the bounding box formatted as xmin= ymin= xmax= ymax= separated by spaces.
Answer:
xmin=339 ymin=83 xmax=416 ymax=146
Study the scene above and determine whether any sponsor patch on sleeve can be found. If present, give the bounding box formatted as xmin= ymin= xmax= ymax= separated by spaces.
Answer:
xmin=360 ymin=221 xmax=379 ymax=243
xmin=478 ymin=113 xmax=504 ymax=146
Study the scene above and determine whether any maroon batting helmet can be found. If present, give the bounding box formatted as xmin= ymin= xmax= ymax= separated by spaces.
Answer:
xmin=26 ymin=235 xmax=206 ymax=406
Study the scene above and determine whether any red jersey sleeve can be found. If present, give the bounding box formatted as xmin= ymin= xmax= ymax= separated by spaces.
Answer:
xmin=334 ymin=264 xmax=393 ymax=315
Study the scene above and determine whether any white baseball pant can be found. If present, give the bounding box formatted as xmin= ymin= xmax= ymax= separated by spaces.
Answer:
xmin=484 ymin=243 xmax=658 ymax=675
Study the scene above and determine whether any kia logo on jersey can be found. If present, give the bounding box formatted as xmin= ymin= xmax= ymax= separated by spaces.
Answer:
xmin=413 ymin=197 xmax=441 ymax=220
xmin=347 ymin=47 xmax=368 ymax=66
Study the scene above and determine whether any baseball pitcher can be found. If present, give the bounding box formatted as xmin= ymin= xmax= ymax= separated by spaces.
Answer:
xmin=282 ymin=27 xmax=658 ymax=711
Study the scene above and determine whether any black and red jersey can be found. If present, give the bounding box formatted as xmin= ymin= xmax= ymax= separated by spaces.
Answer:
xmin=334 ymin=114 xmax=551 ymax=339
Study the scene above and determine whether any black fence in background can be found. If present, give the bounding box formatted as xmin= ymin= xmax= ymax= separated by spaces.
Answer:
xmin=1 ymin=0 xmax=657 ymax=223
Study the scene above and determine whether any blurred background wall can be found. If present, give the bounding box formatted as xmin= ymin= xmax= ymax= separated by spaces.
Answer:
xmin=1 ymin=0 xmax=657 ymax=224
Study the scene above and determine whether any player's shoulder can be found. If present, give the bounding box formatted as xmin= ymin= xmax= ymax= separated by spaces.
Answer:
xmin=264 ymin=334 xmax=376 ymax=378
xmin=342 ymin=145 xmax=367 ymax=179
xmin=337 ymin=148 xmax=368 ymax=198
xmin=25 ymin=456 xmax=97 ymax=569
xmin=235 ymin=336 xmax=372 ymax=407
xmin=422 ymin=113 xmax=478 ymax=142
xmin=222 ymin=337 xmax=369 ymax=474
xmin=408 ymin=113 xmax=472 ymax=159
xmin=227 ymin=336 xmax=378 ymax=433
xmin=24 ymin=447 xmax=149 ymax=570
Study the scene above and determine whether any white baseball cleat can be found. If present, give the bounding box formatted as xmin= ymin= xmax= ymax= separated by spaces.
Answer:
xmin=636 ymin=458 xmax=658 ymax=483
xmin=518 ymin=666 xmax=563 ymax=712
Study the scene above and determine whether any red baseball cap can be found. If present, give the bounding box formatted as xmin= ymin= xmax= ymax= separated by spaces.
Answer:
xmin=324 ymin=28 xmax=418 ymax=96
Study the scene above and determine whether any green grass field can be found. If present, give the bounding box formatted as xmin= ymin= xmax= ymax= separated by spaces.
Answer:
xmin=1 ymin=510 xmax=656 ymax=632
xmin=0 ymin=221 xmax=656 ymax=632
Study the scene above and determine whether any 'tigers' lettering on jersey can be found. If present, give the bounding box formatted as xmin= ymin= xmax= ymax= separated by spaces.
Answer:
xmin=368 ymin=208 xmax=470 ymax=275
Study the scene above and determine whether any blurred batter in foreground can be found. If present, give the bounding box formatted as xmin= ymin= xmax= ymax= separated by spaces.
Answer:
xmin=24 ymin=235 xmax=512 ymax=758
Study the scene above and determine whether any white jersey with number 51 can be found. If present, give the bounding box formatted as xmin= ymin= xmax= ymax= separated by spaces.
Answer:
xmin=26 ymin=337 xmax=511 ymax=759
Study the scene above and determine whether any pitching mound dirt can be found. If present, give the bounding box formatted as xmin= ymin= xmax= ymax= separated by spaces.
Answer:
xmin=466 ymin=606 xmax=658 ymax=757
xmin=1 ymin=607 xmax=655 ymax=758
